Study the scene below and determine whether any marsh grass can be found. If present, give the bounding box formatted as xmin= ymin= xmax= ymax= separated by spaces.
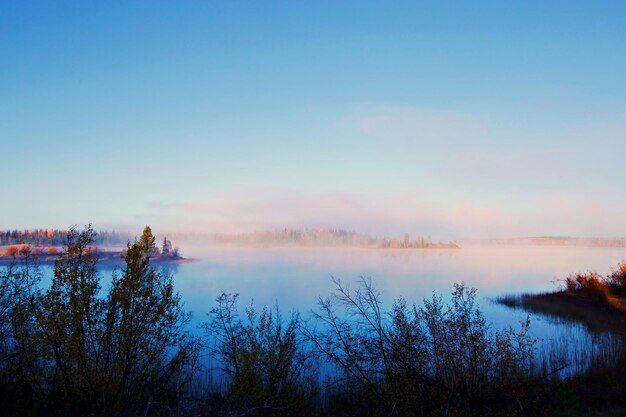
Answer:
xmin=498 ymin=262 xmax=626 ymax=414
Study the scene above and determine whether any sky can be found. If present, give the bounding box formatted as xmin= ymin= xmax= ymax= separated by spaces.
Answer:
xmin=1 ymin=1 xmax=626 ymax=239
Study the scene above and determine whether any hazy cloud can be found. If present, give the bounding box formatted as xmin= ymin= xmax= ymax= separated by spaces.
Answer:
xmin=107 ymin=107 xmax=626 ymax=238
xmin=149 ymin=186 xmax=626 ymax=239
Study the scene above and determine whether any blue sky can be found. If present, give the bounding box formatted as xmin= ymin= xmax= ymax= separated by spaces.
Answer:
xmin=2 ymin=1 xmax=625 ymax=238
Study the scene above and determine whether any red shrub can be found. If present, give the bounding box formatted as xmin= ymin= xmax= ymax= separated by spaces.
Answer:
xmin=5 ymin=245 xmax=19 ymax=257
xmin=564 ymin=271 xmax=609 ymax=302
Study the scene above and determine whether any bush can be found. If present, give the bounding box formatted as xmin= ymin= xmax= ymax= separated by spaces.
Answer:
xmin=303 ymin=277 xmax=538 ymax=417
xmin=203 ymin=293 xmax=316 ymax=416
xmin=5 ymin=245 xmax=20 ymax=257
xmin=0 ymin=225 xmax=198 ymax=416
xmin=564 ymin=272 xmax=610 ymax=302
xmin=609 ymin=262 xmax=626 ymax=288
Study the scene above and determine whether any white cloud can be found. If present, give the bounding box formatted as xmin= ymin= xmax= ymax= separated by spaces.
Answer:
xmin=141 ymin=185 xmax=626 ymax=239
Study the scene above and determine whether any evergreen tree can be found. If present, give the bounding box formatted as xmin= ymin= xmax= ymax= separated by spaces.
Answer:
xmin=137 ymin=226 xmax=156 ymax=257
xmin=12 ymin=225 xmax=196 ymax=416
xmin=161 ymin=237 xmax=172 ymax=258
xmin=104 ymin=236 xmax=196 ymax=412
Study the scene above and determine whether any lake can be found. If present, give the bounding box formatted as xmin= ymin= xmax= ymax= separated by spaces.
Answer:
xmin=172 ymin=243 xmax=624 ymax=316
xmin=169 ymin=243 xmax=626 ymax=374
xmin=35 ymin=242 xmax=626 ymax=374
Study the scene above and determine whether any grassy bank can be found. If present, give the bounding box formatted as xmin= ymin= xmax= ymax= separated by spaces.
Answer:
xmin=498 ymin=262 xmax=626 ymax=415
xmin=498 ymin=263 xmax=626 ymax=334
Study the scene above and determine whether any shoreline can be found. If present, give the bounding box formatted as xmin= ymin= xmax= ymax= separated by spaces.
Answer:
xmin=0 ymin=250 xmax=198 ymax=266
xmin=498 ymin=290 xmax=626 ymax=335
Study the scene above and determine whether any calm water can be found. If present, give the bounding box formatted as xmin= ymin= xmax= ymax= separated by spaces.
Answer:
xmin=169 ymin=242 xmax=626 ymax=375
xmin=36 ymin=243 xmax=626 ymax=373
xmin=174 ymin=243 xmax=626 ymax=325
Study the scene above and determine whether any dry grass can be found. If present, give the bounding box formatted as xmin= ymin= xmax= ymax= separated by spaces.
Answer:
xmin=498 ymin=261 xmax=626 ymax=416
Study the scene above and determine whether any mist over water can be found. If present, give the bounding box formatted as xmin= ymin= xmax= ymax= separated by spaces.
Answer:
xmin=164 ymin=243 xmax=625 ymax=378
xmin=175 ymin=243 xmax=625 ymax=307
xmin=33 ymin=242 xmax=626 ymax=373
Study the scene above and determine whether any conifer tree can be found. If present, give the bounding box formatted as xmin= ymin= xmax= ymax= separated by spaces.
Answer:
xmin=161 ymin=237 xmax=172 ymax=257
xmin=137 ymin=226 xmax=156 ymax=257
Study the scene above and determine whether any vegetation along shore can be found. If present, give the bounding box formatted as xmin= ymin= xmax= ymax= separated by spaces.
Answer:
xmin=0 ymin=227 xmax=189 ymax=265
xmin=498 ymin=262 xmax=626 ymax=414
xmin=1 ymin=225 xmax=625 ymax=415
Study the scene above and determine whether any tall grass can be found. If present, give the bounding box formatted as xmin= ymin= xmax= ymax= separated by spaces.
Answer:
xmin=498 ymin=261 xmax=626 ymax=415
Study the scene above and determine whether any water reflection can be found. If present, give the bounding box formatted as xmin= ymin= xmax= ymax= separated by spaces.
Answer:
xmin=176 ymin=243 xmax=626 ymax=313
xmin=33 ymin=243 xmax=626 ymax=374
xmin=173 ymin=243 xmax=626 ymax=374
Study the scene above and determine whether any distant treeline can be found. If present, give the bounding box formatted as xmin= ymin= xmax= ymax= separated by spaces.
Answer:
xmin=485 ymin=236 xmax=626 ymax=248
xmin=0 ymin=228 xmax=182 ymax=261
xmin=212 ymin=227 xmax=460 ymax=249
xmin=0 ymin=229 xmax=128 ymax=246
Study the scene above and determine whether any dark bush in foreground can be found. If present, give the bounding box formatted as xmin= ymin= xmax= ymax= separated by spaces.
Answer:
xmin=0 ymin=225 xmax=198 ymax=417
xmin=198 ymin=279 xmax=542 ymax=417
xmin=301 ymin=278 xmax=539 ymax=417
xmin=202 ymin=293 xmax=317 ymax=416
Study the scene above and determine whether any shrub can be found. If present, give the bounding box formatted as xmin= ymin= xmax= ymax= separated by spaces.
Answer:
xmin=609 ymin=262 xmax=626 ymax=288
xmin=5 ymin=245 xmax=19 ymax=257
xmin=204 ymin=293 xmax=316 ymax=416
xmin=303 ymin=278 xmax=538 ymax=417
xmin=0 ymin=239 xmax=50 ymax=415
xmin=563 ymin=272 xmax=609 ymax=302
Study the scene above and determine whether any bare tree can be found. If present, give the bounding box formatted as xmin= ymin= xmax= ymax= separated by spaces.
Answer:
xmin=303 ymin=278 xmax=537 ymax=417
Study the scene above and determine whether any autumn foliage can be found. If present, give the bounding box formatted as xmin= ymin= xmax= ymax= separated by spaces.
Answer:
xmin=0 ymin=225 xmax=197 ymax=416
xmin=5 ymin=245 xmax=20 ymax=257
xmin=562 ymin=263 xmax=626 ymax=304
xmin=0 ymin=228 xmax=125 ymax=246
